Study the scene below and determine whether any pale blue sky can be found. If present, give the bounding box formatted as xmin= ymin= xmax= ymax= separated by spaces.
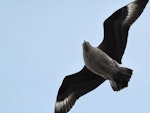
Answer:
xmin=0 ymin=0 xmax=150 ymax=113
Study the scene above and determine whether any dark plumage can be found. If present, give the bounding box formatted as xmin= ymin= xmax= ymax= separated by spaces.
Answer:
xmin=54 ymin=0 xmax=148 ymax=113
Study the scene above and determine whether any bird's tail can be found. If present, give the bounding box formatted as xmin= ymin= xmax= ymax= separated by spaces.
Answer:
xmin=110 ymin=67 xmax=133 ymax=91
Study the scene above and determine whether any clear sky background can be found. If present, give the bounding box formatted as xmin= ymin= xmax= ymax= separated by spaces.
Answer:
xmin=0 ymin=0 xmax=150 ymax=113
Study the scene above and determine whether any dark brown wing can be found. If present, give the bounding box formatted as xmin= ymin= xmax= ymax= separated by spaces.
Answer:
xmin=99 ymin=0 xmax=148 ymax=63
xmin=55 ymin=67 xmax=105 ymax=113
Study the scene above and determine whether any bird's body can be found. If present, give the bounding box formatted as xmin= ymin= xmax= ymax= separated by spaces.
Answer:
xmin=83 ymin=41 xmax=119 ymax=79
xmin=54 ymin=0 xmax=148 ymax=113
xmin=83 ymin=41 xmax=132 ymax=91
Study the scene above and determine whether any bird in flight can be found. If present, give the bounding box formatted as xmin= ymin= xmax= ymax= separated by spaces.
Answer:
xmin=54 ymin=0 xmax=148 ymax=113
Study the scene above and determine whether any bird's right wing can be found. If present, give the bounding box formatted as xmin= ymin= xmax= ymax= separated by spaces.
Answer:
xmin=55 ymin=66 xmax=105 ymax=113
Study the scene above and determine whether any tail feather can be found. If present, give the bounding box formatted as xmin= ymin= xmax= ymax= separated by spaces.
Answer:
xmin=110 ymin=67 xmax=133 ymax=91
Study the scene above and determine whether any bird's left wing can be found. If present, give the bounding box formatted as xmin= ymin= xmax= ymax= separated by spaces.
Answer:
xmin=55 ymin=66 xmax=105 ymax=113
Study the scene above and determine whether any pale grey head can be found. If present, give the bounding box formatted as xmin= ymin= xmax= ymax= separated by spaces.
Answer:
xmin=82 ymin=41 xmax=91 ymax=53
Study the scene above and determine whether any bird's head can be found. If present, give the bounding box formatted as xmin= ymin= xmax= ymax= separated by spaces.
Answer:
xmin=82 ymin=41 xmax=91 ymax=53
